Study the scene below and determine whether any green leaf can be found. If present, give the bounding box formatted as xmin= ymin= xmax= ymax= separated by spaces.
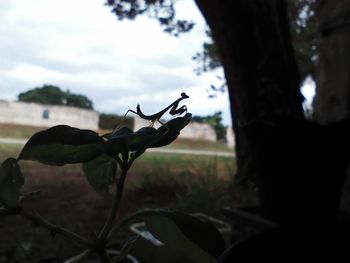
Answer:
xmin=0 ymin=158 xmax=24 ymax=207
xmin=111 ymin=126 xmax=133 ymax=138
xmin=105 ymin=114 xmax=192 ymax=155
xmin=150 ymin=113 xmax=192 ymax=148
xmin=112 ymin=235 xmax=139 ymax=263
xmin=103 ymin=126 xmax=132 ymax=156
xmin=126 ymin=127 xmax=158 ymax=151
xmin=105 ymin=126 xmax=158 ymax=156
xmin=64 ymin=250 xmax=91 ymax=263
xmin=82 ymin=154 xmax=117 ymax=196
xmin=110 ymin=209 xmax=225 ymax=262
xmin=142 ymin=210 xmax=224 ymax=262
xmin=18 ymin=125 xmax=105 ymax=165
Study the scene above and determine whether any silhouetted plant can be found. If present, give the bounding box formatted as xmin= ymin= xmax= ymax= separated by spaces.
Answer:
xmin=0 ymin=98 xmax=229 ymax=262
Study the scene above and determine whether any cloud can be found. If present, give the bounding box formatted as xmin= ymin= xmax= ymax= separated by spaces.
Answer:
xmin=0 ymin=0 xmax=232 ymax=126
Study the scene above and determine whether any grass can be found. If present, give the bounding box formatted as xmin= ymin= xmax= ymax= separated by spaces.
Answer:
xmin=127 ymin=152 xmax=237 ymax=214
xmin=0 ymin=143 xmax=22 ymax=161
xmin=131 ymin=158 xmax=233 ymax=212
xmin=0 ymin=123 xmax=46 ymax=139
xmin=0 ymin=137 xmax=253 ymax=262
xmin=133 ymin=152 xmax=235 ymax=179
xmin=0 ymin=143 xmax=242 ymax=220
xmin=162 ymin=138 xmax=233 ymax=152
xmin=0 ymin=124 xmax=235 ymax=153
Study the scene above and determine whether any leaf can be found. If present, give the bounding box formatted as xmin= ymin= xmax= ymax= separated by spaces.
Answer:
xmin=104 ymin=138 xmax=126 ymax=157
xmin=126 ymin=127 xmax=158 ymax=151
xmin=18 ymin=125 xmax=105 ymax=165
xmin=106 ymin=114 xmax=192 ymax=154
xmin=82 ymin=154 xmax=117 ymax=196
xmin=0 ymin=158 xmax=24 ymax=207
xmin=105 ymin=127 xmax=158 ymax=156
xmin=103 ymin=126 xmax=132 ymax=157
xmin=111 ymin=126 xmax=133 ymax=138
xmin=145 ymin=215 xmax=213 ymax=263
xmin=142 ymin=210 xmax=225 ymax=262
xmin=111 ymin=235 xmax=139 ymax=263
xmin=105 ymin=113 xmax=191 ymax=156
xmin=109 ymin=210 xmax=225 ymax=262
xmin=64 ymin=250 xmax=91 ymax=263
xmin=150 ymin=113 xmax=192 ymax=148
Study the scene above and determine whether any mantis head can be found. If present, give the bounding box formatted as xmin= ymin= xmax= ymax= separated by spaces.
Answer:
xmin=181 ymin=92 xmax=189 ymax=99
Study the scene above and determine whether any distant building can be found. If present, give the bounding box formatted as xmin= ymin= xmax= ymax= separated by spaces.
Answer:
xmin=0 ymin=100 xmax=236 ymax=145
xmin=0 ymin=100 xmax=99 ymax=130
xmin=179 ymin=121 xmax=217 ymax=142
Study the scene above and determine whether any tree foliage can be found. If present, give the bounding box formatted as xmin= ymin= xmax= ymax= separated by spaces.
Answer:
xmin=18 ymin=85 xmax=94 ymax=109
xmin=192 ymin=29 xmax=221 ymax=75
xmin=288 ymin=0 xmax=320 ymax=82
xmin=103 ymin=0 xmax=321 ymax=191
xmin=193 ymin=0 xmax=320 ymax=87
xmin=105 ymin=0 xmax=194 ymax=36
xmin=105 ymin=0 xmax=320 ymax=100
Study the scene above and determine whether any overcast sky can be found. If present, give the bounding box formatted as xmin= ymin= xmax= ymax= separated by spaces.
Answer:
xmin=0 ymin=0 xmax=232 ymax=126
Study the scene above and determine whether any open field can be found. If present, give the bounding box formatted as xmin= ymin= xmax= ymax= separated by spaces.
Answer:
xmin=0 ymin=143 xmax=23 ymax=160
xmin=0 ymin=138 xmax=252 ymax=262
xmin=162 ymin=138 xmax=233 ymax=152
xmin=0 ymin=123 xmax=234 ymax=152
xmin=0 ymin=123 xmax=47 ymax=139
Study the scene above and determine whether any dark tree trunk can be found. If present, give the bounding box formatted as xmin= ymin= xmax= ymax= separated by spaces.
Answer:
xmin=312 ymin=0 xmax=350 ymax=214
xmin=194 ymin=0 xmax=349 ymax=227
xmin=194 ymin=0 xmax=304 ymax=124
xmin=232 ymin=126 xmax=255 ymax=188
xmin=194 ymin=0 xmax=304 ymax=192
xmin=313 ymin=0 xmax=350 ymax=124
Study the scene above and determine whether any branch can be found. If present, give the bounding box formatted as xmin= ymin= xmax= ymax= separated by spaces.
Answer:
xmin=20 ymin=209 xmax=92 ymax=248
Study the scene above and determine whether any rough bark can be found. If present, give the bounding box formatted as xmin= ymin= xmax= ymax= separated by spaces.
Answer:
xmin=312 ymin=0 xmax=350 ymax=214
xmin=313 ymin=0 xmax=350 ymax=124
xmin=194 ymin=0 xmax=305 ymax=194
xmin=194 ymin=0 xmax=305 ymax=217
xmin=194 ymin=0 xmax=304 ymax=125
xmin=194 ymin=0 xmax=349 ymax=227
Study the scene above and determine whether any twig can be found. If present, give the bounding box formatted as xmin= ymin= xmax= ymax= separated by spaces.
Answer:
xmin=20 ymin=209 xmax=92 ymax=248
xmin=98 ymin=153 xmax=130 ymax=242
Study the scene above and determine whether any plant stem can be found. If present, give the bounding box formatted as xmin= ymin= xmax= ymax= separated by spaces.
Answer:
xmin=97 ymin=248 xmax=111 ymax=263
xmin=98 ymin=161 xmax=129 ymax=241
xmin=20 ymin=209 xmax=92 ymax=248
xmin=107 ymin=208 xmax=161 ymax=240
xmin=103 ymin=153 xmax=144 ymax=242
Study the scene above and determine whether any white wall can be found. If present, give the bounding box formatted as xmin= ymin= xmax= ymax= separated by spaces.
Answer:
xmin=0 ymin=101 xmax=236 ymax=145
xmin=180 ymin=122 xmax=217 ymax=141
xmin=0 ymin=101 xmax=99 ymax=130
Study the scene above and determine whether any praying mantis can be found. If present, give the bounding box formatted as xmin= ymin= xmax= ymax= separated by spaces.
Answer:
xmin=124 ymin=92 xmax=189 ymax=126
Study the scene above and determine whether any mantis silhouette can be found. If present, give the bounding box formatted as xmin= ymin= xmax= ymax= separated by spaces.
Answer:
xmin=124 ymin=92 xmax=189 ymax=126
